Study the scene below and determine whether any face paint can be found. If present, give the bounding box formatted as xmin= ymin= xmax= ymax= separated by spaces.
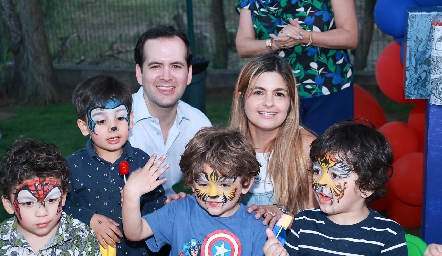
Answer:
xmin=87 ymin=97 xmax=130 ymax=134
xmin=312 ymin=154 xmax=351 ymax=205
xmin=194 ymin=170 xmax=238 ymax=206
xmin=13 ymin=179 xmax=62 ymax=220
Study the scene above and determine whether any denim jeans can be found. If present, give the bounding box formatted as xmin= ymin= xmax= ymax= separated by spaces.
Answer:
xmin=241 ymin=191 xmax=275 ymax=206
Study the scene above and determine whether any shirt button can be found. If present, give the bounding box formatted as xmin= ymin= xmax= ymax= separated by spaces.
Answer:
xmin=111 ymin=167 xmax=114 ymax=170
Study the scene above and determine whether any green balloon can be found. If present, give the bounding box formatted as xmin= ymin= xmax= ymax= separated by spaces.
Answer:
xmin=406 ymin=234 xmax=428 ymax=256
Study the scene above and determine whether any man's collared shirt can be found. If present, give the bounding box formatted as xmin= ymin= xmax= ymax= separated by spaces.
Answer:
xmin=130 ymin=87 xmax=212 ymax=196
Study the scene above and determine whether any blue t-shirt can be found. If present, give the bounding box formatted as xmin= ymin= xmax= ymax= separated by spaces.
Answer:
xmin=64 ymin=139 xmax=166 ymax=255
xmin=144 ymin=196 xmax=267 ymax=256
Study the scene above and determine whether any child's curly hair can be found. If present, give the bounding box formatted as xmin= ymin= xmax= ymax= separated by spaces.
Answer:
xmin=0 ymin=139 xmax=70 ymax=198
xmin=180 ymin=126 xmax=260 ymax=189
xmin=309 ymin=120 xmax=393 ymax=205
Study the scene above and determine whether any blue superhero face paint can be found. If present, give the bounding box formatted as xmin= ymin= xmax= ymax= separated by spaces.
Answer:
xmin=87 ymin=97 xmax=130 ymax=134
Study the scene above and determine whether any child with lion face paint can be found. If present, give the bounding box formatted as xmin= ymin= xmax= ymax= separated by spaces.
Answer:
xmin=0 ymin=139 xmax=100 ymax=255
xmin=122 ymin=126 xmax=268 ymax=255
xmin=263 ymin=121 xmax=407 ymax=256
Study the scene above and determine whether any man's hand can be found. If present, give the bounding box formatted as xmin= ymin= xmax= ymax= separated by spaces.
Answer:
xmin=123 ymin=154 xmax=168 ymax=199
xmin=90 ymin=214 xmax=123 ymax=248
xmin=164 ymin=192 xmax=188 ymax=204
xmin=263 ymin=228 xmax=289 ymax=256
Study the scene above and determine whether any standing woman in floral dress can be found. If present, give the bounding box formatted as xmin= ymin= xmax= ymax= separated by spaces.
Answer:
xmin=236 ymin=0 xmax=358 ymax=136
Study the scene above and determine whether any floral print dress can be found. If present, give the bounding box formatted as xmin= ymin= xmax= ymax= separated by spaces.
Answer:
xmin=237 ymin=0 xmax=354 ymax=99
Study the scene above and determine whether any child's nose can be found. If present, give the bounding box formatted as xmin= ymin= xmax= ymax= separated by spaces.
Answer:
xmin=110 ymin=126 xmax=118 ymax=132
xmin=35 ymin=203 xmax=49 ymax=216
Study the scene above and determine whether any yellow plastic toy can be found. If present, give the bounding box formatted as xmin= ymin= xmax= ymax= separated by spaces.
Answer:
xmin=99 ymin=240 xmax=116 ymax=256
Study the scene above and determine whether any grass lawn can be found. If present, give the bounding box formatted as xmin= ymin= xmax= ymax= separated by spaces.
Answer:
xmin=0 ymin=85 xmax=416 ymax=227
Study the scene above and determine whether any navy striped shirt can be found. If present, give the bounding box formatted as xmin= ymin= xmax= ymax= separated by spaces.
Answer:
xmin=285 ymin=208 xmax=407 ymax=255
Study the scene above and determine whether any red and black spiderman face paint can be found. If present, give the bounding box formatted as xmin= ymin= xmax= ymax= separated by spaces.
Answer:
xmin=13 ymin=179 xmax=62 ymax=220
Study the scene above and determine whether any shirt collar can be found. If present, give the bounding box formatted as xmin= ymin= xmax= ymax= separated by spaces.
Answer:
xmin=132 ymin=86 xmax=190 ymax=125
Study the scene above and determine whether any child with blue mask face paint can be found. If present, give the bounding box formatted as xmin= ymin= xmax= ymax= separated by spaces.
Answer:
xmin=65 ymin=74 xmax=166 ymax=256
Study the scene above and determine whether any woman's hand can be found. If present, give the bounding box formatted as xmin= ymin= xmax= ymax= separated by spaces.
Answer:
xmin=272 ymin=18 xmax=307 ymax=49
xmin=247 ymin=204 xmax=286 ymax=229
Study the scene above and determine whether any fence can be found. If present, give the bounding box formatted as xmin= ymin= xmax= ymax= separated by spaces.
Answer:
xmin=6 ymin=0 xmax=392 ymax=72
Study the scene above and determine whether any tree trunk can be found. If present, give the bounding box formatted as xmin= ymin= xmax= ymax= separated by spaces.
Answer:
xmin=0 ymin=0 xmax=58 ymax=104
xmin=353 ymin=0 xmax=376 ymax=71
xmin=210 ymin=0 xmax=228 ymax=69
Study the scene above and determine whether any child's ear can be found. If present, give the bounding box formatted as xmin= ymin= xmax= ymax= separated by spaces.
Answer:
xmin=77 ymin=119 xmax=90 ymax=136
xmin=241 ymin=177 xmax=255 ymax=195
xmin=60 ymin=193 xmax=67 ymax=207
xmin=360 ymin=189 xmax=373 ymax=199
xmin=129 ymin=111 xmax=134 ymax=129
xmin=2 ymin=195 xmax=15 ymax=215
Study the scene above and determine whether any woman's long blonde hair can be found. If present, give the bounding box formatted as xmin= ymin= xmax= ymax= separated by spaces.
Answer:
xmin=230 ymin=54 xmax=310 ymax=213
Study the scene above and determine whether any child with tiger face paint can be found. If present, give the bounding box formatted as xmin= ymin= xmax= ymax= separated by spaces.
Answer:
xmin=263 ymin=120 xmax=408 ymax=256
xmin=122 ymin=127 xmax=268 ymax=255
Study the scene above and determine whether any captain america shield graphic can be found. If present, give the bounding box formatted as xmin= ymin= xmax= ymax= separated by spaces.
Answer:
xmin=201 ymin=230 xmax=242 ymax=256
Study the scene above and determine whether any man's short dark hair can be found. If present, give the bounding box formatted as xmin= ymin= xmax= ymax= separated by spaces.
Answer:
xmin=134 ymin=25 xmax=192 ymax=68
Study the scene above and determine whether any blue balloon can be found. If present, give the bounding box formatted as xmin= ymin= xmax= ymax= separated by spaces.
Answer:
xmin=400 ymin=40 xmax=405 ymax=64
xmin=395 ymin=37 xmax=404 ymax=44
xmin=415 ymin=0 xmax=442 ymax=6
xmin=374 ymin=0 xmax=420 ymax=38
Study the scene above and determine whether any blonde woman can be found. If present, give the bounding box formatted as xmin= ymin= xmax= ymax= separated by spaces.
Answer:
xmin=230 ymin=53 xmax=317 ymax=226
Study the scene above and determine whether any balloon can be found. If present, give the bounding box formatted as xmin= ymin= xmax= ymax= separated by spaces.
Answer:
xmin=387 ymin=199 xmax=422 ymax=228
xmin=376 ymin=42 xmax=425 ymax=104
xmin=400 ymin=40 xmax=405 ymax=65
xmin=390 ymin=152 xmax=423 ymax=206
xmin=408 ymin=103 xmax=426 ymax=149
xmin=353 ymin=84 xmax=387 ymax=128
xmin=374 ymin=0 xmax=419 ymax=38
xmin=379 ymin=122 xmax=419 ymax=161
xmin=415 ymin=0 xmax=442 ymax=6
xmin=405 ymin=234 xmax=427 ymax=256
xmin=395 ymin=37 xmax=404 ymax=45
xmin=370 ymin=181 xmax=396 ymax=212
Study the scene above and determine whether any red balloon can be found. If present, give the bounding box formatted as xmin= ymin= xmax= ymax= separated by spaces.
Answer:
xmin=353 ymin=84 xmax=387 ymax=128
xmin=376 ymin=41 xmax=425 ymax=104
xmin=408 ymin=103 xmax=426 ymax=149
xmin=379 ymin=122 xmax=419 ymax=161
xmin=387 ymin=198 xmax=422 ymax=229
xmin=370 ymin=181 xmax=396 ymax=212
xmin=390 ymin=152 xmax=423 ymax=206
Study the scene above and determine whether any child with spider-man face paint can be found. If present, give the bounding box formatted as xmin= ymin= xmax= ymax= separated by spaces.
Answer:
xmin=263 ymin=120 xmax=408 ymax=256
xmin=0 ymin=139 xmax=100 ymax=255
xmin=66 ymin=75 xmax=166 ymax=255
xmin=121 ymin=126 xmax=268 ymax=255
